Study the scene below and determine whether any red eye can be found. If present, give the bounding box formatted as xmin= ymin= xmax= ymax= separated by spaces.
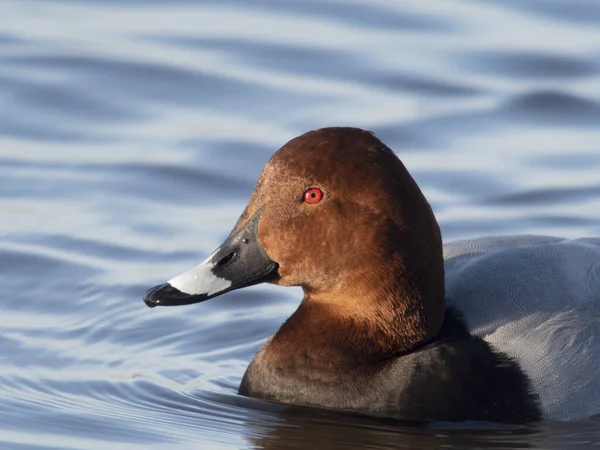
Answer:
xmin=303 ymin=187 xmax=323 ymax=204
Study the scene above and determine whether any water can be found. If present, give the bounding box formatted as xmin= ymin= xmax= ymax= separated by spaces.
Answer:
xmin=1 ymin=0 xmax=600 ymax=448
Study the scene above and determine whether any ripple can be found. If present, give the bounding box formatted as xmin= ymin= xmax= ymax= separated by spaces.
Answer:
xmin=375 ymin=72 xmax=482 ymax=97
xmin=0 ymin=73 xmax=145 ymax=122
xmin=199 ymin=0 xmax=455 ymax=32
xmin=503 ymin=0 xmax=600 ymax=26
xmin=503 ymin=91 xmax=600 ymax=125
xmin=459 ymin=51 xmax=598 ymax=79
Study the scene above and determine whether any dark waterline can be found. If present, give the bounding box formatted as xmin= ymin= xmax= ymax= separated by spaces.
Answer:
xmin=1 ymin=0 xmax=600 ymax=448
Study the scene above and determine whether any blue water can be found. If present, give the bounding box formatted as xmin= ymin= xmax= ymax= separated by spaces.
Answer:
xmin=2 ymin=1 xmax=600 ymax=448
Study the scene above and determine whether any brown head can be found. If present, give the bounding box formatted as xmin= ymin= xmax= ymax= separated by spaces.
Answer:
xmin=144 ymin=127 xmax=445 ymax=356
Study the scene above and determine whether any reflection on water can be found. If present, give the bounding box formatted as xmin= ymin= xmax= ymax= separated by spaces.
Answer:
xmin=1 ymin=0 xmax=600 ymax=448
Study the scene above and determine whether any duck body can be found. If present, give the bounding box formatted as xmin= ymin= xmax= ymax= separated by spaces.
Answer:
xmin=143 ymin=127 xmax=600 ymax=423
xmin=238 ymin=235 xmax=600 ymax=422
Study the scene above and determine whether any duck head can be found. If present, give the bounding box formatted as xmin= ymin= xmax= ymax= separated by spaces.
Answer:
xmin=144 ymin=127 xmax=445 ymax=354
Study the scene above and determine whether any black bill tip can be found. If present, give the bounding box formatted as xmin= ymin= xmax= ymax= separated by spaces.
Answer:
xmin=143 ymin=283 xmax=205 ymax=308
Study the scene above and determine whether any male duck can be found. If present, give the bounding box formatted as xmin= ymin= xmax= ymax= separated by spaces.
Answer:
xmin=144 ymin=127 xmax=600 ymax=423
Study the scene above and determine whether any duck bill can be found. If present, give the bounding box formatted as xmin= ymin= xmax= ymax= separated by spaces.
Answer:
xmin=143 ymin=209 xmax=279 ymax=308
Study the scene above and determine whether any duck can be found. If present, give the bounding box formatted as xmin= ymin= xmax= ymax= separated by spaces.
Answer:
xmin=143 ymin=127 xmax=600 ymax=423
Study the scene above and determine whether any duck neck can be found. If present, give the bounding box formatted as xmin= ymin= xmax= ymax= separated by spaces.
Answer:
xmin=269 ymin=285 xmax=441 ymax=363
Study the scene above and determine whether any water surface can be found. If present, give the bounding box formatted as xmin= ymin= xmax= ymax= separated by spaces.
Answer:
xmin=1 ymin=0 xmax=600 ymax=448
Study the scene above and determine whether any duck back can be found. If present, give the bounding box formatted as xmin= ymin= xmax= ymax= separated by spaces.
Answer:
xmin=444 ymin=235 xmax=600 ymax=420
